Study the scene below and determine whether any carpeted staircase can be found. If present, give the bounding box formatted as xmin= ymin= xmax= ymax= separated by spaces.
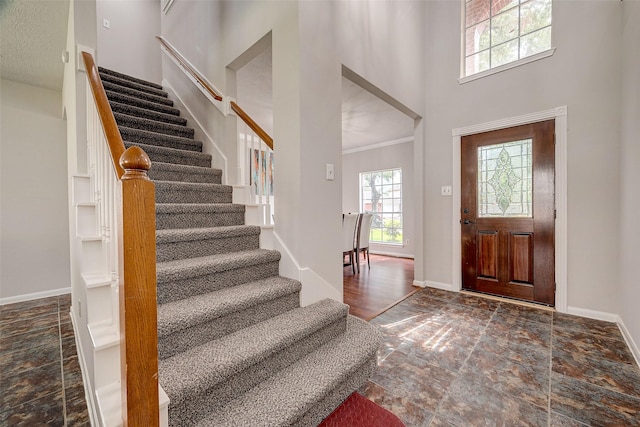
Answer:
xmin=98 ymin=67 xmax=382 ymax=427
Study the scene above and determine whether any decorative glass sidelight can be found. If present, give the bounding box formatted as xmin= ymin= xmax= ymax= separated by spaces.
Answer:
xmin=478 ymin=139 xmax=533 ymax=217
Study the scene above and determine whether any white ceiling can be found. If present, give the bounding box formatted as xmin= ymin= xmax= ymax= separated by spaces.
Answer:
xmin=0 ymin=0 xmax=70 ymax=91
xmin=236 ymin=46 xmax=414 ymax=152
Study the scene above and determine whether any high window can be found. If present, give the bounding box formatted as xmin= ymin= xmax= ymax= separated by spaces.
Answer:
xmin=360 ymin=169 xmax=403 ymax=245
xmin=463 ymin=0 xmax=552 ymax=77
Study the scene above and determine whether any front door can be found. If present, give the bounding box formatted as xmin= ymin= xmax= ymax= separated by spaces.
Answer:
xmin=461 ymin=120 xmax=555 ymax=306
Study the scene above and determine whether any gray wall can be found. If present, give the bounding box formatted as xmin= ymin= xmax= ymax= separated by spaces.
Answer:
xmin=96 ymin=0 xmax=162 ymax=84
xmin=1 ymin=79 xmax=70 ymax=301
xmin=423 ymin=1 xmax=623 ymax=314
xmin=619 ymin=1 xmax=640 ymax=355
xmin=342 ymin=142 xmax=415 ymax=258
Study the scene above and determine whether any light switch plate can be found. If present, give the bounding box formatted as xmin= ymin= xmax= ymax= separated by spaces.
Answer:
xmin=326 ymin=164 xmax=335 ymax=181
xmin=441 ymin=186 xmax=452 ymax=196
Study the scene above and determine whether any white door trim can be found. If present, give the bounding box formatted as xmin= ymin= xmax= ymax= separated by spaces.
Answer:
xmin=452 ymin=106 xmax=568 ymax=312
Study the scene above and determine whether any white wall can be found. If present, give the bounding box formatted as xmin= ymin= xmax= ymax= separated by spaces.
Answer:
xmin=619 ymin=1 xmax=640 ymax=355
xmin=96 ymin=0 xmax=162 ymax=84
xmin=0 ymin=79 xmax=70 ymax=300
xmin=423 ymin=1 xmax=623 ymax=314
xmin=342 ymin=141 xmax=415 ymax=258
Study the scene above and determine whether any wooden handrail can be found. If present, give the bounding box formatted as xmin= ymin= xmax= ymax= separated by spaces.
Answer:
xmin=230 ymin=101 xmax=274 ymax=150
xmin=156 ymin=36 xmax=223 ymax=102
xmin=82 ymin=51 xmax=126 ymax=179
xmin=156 ymin=36 xmax=273 ymax=151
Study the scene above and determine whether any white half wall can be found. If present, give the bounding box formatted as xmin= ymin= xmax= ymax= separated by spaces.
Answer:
xmin=0 ymin=79 xmax=70 ymax=300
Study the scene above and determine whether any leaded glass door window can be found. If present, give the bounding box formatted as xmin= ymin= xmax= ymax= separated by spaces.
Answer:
xmin=477 ymin=139 xmax=532 ymax=217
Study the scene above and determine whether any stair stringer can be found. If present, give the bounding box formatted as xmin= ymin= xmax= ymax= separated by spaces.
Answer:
xmin=260 ymin=227 xmax=343 ymax=307
xmin=233 ymin=182 xmax=343 ymax=307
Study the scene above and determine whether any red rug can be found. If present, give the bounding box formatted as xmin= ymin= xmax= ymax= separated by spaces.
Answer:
xmin=318 ymin=392 xmax=405 ymax=427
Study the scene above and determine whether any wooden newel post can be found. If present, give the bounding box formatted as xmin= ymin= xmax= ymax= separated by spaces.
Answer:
xmin=118 ymin=146 xmax=159 ymax=426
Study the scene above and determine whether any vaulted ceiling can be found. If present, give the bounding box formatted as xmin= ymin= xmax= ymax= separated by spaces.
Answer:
xmin=236 ymin=46 xmax=414 ymax=152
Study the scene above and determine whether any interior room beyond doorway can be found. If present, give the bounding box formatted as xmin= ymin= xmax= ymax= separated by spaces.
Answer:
xmin=343 ymin=254 xmax=418 ymax=320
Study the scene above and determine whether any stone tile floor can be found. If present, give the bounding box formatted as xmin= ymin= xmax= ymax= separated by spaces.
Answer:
xmin=0 ymin=294 xmax=89 ymax=426
xmin=360 ymin=287 xmax=640 ymax=426
xmin=2 ymin=290 xmax=639 ymax=426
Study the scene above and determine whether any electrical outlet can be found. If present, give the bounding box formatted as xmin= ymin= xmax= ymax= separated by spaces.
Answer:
xmin=441 ymin=186 xmax=452 ymax=196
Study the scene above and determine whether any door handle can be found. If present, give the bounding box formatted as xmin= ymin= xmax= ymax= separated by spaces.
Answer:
xmin=462 ymin=219 xmax=476 ymax=225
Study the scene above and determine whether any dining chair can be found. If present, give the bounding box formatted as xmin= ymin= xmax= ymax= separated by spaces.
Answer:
xmin=355 ymin=213 xmax=373 ymax=273
xmin=342 ymin=213 xmax=359 ymax=274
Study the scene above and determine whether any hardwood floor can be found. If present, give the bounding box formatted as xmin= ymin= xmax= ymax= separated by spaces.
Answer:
xmin=343 ymin=253 xmax=419 ymax=320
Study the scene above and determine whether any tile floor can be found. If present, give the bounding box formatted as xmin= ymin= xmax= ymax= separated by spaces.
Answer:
xmin=2 ymin=290 xmax=639 ymax=426
xmin=0 ymin=294 xmax=89 ymax=426
xmin=361 ymin=287 xmax=640 ymax=426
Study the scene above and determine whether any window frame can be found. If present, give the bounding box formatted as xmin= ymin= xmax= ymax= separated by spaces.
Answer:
xmin=359 ymin=168 xmax=404 ymax=246
xmin=460 ymin=0 xmax=555 ymax=83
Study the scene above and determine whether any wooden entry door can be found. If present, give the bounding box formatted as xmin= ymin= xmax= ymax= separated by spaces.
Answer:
xmin=461 ymin=120 xmax=555 ymax=306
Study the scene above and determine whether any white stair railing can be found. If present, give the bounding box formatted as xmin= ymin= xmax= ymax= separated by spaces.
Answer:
xmin=238 ymin=124 xmax=274 ymax=225
xmin=87 ymin=81 xmax=119 ymax=285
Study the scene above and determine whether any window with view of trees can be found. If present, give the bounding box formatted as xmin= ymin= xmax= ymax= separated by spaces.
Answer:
xmin=464 ymin=0 xmax=552 ymax=77
xmin=360 ymin=169 xmax=403 ymax=245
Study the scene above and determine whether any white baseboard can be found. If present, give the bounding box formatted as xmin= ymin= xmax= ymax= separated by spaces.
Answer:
xmin=71 ymin=308 xmax=100 ymax=427
xmin=567 ymin=305 xmax=640 ymax=368
xmin=0 ymin=287 xmax=71 ymax=306
xmin=424 ymin=280 xmax=455 ymax=292
xmin=566 ymin=306 xmax=618 ymax=323
xmin=370 ymin=250 xmax=414 ymax=259
xmin=617 ymin=316 xmax=640 ymax=368
xmin=413 ymin=280 xmax=426 ymax=288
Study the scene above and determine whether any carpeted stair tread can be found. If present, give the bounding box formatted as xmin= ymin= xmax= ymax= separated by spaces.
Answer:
xmin=98 ymin=66 xmax=163 ymax=90
xmin=156 ymin=276 xmax=302 ymax=360
xmin=157 ymin=275 xmax=301 ymax=338
xmin=157 ymin=249 xmax=280 ymax=283
xmin=114 ymin=112 xmax=195 ymax=139
xmin=106 ymin=91 xmax=180 ymax=116
xmin=103 ymin=80 xmax=174 ymax=106
xmin=156 ymin=203 xmax=245 ymax=215
xmin=156 ymin=203 xmax=245 ymax=230
xmin=155 ymin=181 xmax=232 ymax=204
xmin=156 ymin=225 xmax=260 ymax=262
xmin=157 ymin=225 xmax=260 ymax=244
xmin=110 ymin=101 xmax=187 ymax=126
xmin=99 ymin=71 xmax=169 ymax=98
xmin=160 ymin=298 xmax=348 ymax=406
xmin=149 ymin=162 xmax=222 ymax=184
xmin=124 ymin=142 xmax=211 ymax=168
xmin=194 ymin=316 xmax=382 ymax=427
xmin=120 ymin=126 xmax=202 ymax=152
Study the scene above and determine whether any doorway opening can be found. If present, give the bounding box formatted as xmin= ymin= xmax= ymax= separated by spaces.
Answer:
xmin=340 ymin=66 xmax=421 ymax=318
